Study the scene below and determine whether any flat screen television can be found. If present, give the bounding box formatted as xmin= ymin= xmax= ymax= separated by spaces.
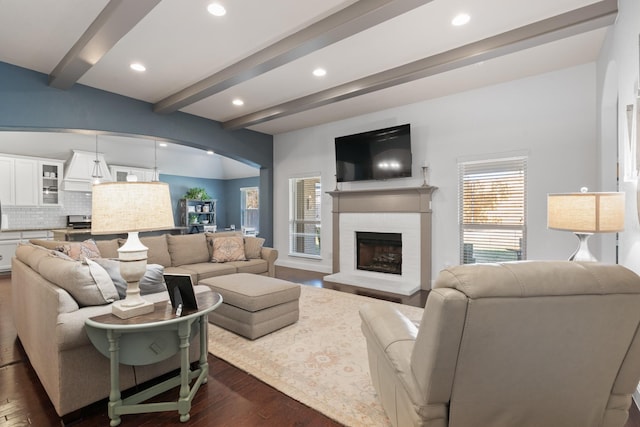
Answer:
xmin=335 ymin=123 xmax=412 ymax=182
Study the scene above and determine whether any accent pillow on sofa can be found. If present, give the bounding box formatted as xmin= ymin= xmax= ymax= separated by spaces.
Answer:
xmin=244 ymin=237 xmax=265 ymax=259
xmin=211 ymin=236 xmax=246 ymax=262
xmin=167 ymin=233 xmax=210 ymax=266
xmin=92 ymin=258 xmax=167 ymax=299
xmin=30 ymin=238 xmax=102 ymax=260
xmin=56 ymin=239 xmax=101 ymax=261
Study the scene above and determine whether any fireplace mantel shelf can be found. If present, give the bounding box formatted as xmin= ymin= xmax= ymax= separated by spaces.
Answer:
xmin=327 ymin=185 xmax=436 ymax=198
xmin=327 ymin=185 xmax=437 ymax=214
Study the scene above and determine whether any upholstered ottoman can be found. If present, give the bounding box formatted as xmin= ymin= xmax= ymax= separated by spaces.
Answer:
xmin=199 ymin=273 xmax=300 ymax=340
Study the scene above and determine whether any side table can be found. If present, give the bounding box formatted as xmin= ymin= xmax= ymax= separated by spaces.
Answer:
xmin=85 ymin=290 xmax=222 ymax=426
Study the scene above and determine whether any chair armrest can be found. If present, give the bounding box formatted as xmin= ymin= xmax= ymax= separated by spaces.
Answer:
xmin=359 ymin=303 xmax=418 ymax=351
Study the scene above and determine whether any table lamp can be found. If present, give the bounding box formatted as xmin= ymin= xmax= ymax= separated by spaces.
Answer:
xmin=547 ymin=188 xmax=625 ymax=262
xmin=92 ymin=182 xmax=175 ymax=318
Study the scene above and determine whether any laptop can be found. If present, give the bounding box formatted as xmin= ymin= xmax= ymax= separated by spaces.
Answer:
xmin=164 ymin=274 xmax=198 ymax=313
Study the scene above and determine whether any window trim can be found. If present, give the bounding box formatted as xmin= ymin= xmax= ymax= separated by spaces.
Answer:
xmin=288 ymin=176 xmax=322 ymax=259
xmin=459 ymin=156 xmax=527 ymax=264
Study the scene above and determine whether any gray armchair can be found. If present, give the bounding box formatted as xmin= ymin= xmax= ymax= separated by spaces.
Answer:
xmin=360 ymin=261 xmax=640 ymax=427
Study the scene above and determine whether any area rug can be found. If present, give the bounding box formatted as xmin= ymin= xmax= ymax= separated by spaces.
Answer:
xmin=207 ymin=285 xmax=424 ymax=426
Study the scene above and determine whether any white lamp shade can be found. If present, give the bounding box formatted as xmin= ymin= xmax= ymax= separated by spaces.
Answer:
xmin=547 ymin=192 xmax=625 ymax=233
xmin=92 ymin=182 xmax=175 ymax=234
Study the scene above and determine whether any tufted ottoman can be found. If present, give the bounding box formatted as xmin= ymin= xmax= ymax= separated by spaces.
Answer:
xmin=199 ymin=273 xmax=300 ymax=340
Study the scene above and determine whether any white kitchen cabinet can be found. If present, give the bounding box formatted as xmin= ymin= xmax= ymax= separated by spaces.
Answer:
xmin=0 ymin=230 xmax=52 ymax=272
xmin=14 ymin=158 xmax=39 ymax=206
xmin=39 ymin=160 xmax=63 ymax=205
xmin=0 ymin=155 xmax=63 ymax=206
xmin=0 ymin=231 xmax=21 ymax=272
xmin=0 ymin=156 xmax=15 ymax=205
xmin=110 ymin=165 xmax=155 ymax=182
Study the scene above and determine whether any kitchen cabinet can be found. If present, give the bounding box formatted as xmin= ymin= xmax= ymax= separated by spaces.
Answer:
xmin=0 ymin=230 xmax=52 ymax=272
xmin=39 ymin=160 xmax=63 ymax=205
xmin=0 ymin=155 xmax=64 ymax=206
xmin=110 ymin=165 xmax=155 ymax=182
xmin=0 ymin=156 xmax=15 ymax=205
xmin=179 ymin=199 xmax=216 ymax=230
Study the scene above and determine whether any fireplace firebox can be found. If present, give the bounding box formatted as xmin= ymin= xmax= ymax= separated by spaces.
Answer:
xmin=356 ymin=232 xmax=402 ymax=275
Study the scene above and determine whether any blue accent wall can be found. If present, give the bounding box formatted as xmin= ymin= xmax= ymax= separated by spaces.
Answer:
xmin=223 ymin=177 xmax=260 ymax=230
xmin=0 ymin=61 xmax=274 ymax=244
xmin=160 ymin=174 xmax=226 ymax=228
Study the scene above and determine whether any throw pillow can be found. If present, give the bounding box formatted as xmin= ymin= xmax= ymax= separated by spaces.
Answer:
xmin=35 ymin=253 xmax=119 ymax=306
xmin=92 ymin=258 xmax=167 ymax=299
xmin=244 ymin=237 xmax=265 ymax=259
xmin=211 ymin=236 xmax=246 ymax=263
xmin=84 ymin=258 xmax=119 ymax=303
xmin=55 ymin=239 xmax=101 ymax=261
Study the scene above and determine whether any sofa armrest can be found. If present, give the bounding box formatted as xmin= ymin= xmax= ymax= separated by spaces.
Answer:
xmin=260 ymin=247 xmax=278 ymax=277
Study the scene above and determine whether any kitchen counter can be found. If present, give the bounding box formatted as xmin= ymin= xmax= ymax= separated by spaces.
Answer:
xmin=51 ymin=227 xmax=188 ymax=241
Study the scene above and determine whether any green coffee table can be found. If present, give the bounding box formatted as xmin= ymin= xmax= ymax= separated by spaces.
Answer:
xmin=85 ymin=290 xmax=222 ymax=426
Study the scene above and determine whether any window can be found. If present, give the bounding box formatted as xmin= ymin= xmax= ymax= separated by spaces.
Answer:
xmin=289 ymin=176 xmax=321 ymax=257
xmin=459 ymin=157 xmax=527 ymax=264
xmin=240 ymin=187 xmax=259 ymax=233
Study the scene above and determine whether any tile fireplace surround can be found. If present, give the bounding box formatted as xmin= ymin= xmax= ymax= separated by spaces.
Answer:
xmin=325 ymin=186 xmax=436 ymax=296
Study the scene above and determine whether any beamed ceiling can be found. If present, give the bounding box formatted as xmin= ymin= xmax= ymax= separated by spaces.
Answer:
xmin=0 ymin=0 xmax=616 ymax=135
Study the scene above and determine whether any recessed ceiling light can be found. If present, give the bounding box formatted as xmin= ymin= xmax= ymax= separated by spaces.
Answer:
xmin=451 ymin=13 xmax=470 ymax=26
xmin=313 ymin=68 xmax=327 ymax=77
xmin=232 ymin=98 xmax=244 ymax=106
xmin=206 ymin=150 xmax=214 ymax=155
xmin=207 ymin=2 xmax=226 ymax=16
xmin=159 ymin=142 xmax=167 ymax=147
xmin=130 ymin=63 xmax=146 ymax=72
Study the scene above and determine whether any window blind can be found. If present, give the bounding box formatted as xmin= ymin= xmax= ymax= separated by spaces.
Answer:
xmin=459 ymin=157 xmax=527 ymax=264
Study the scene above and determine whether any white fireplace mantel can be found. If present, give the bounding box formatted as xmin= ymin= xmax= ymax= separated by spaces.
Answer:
xmin=326 ymin=186 xmax=436 ymax=295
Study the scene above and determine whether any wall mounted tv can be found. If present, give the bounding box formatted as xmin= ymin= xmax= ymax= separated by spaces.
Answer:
xmin=335 ymin=123 xmax=412 ymax=182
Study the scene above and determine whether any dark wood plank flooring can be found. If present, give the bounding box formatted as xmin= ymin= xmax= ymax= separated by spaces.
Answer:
xmin=1 ymin=267 xmax=639 ymax=426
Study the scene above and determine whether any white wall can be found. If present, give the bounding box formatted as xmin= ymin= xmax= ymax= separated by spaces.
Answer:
xmin=274 ymin=63 xmax=599 ymax=280
xmin=599 ymin=0 xmax=640 ymax=273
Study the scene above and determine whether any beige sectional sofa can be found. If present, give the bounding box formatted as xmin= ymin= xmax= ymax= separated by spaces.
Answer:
xmin=11 ymin=231 xmax=277 ymax=418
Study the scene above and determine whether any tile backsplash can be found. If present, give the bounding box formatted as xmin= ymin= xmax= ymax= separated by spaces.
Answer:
xmin=2 ymin=191 xmax=92 ymax=230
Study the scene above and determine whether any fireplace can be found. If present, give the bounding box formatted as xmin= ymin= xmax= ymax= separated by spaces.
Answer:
xmin=326 ymin=186 xmax=436 ymax=296
xmin=356 ymin=232 xmax=402 ymax=275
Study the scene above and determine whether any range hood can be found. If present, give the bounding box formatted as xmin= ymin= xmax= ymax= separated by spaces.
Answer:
xmin=62 ymin=150 xmax=113 ymax=192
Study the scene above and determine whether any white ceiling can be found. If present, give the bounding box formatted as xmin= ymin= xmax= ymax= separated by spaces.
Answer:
xmin=0 ymin=0 xmax=614 ymax=135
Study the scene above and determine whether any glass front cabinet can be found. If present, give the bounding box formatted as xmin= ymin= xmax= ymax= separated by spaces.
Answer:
xmin=39 ymin=160 xmax=63 ymax=206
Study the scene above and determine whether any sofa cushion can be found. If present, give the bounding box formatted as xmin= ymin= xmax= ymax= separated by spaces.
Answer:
xmin=140 ymin=235 xmax=172 ymax=267
xmin=92 ymin=258 xmax=167 ymax=299
xmin=15 ymin=243 xmax=119 ymax=306
xmin=230 ymin=258 xmax=268 ymax=275
xmin=94 ymin=239 xmax=119 ymax=259
xmin=167 ymin=234 xmax=210 ymax=266
xmin=211 ymin=236 xmax=246 ymax=263
xmin=176 ymin=262 xmax=238 ymax=282
xmin=244 ymin=237 xmax=265 ymax=259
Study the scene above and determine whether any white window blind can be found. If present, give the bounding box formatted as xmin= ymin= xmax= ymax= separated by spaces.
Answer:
xmin=459 ymin=157 xmax=527 ymax=264
xmin=289 ymin=176 xmax=321 ymax=257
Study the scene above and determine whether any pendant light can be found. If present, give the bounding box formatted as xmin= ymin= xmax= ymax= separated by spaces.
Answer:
xmin=91 ymin=135 xmax=102 ymax=185
xmin=152 ymin=140 xmax=160 ymax=182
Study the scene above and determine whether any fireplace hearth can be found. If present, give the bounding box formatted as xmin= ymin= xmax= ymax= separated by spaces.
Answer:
xmin=356 ymin=232 xmax=402 ymax=275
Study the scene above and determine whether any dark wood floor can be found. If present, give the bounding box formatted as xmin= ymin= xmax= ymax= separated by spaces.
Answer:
xmin=1 ymin=267 xmax=639 ymax=426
